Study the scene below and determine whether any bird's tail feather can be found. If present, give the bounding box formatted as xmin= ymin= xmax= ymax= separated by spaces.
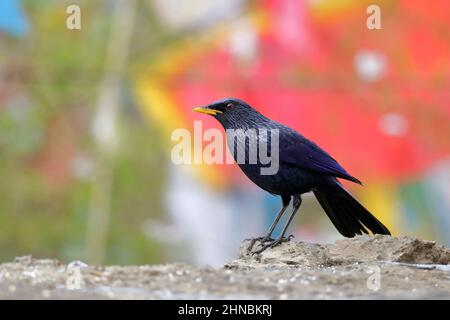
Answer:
xmin=313 ymin=182 xmax=391 ymax=237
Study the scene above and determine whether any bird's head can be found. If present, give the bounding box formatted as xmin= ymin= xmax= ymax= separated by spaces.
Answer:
xmin=193 ymin=98 xmax=266 ymax=128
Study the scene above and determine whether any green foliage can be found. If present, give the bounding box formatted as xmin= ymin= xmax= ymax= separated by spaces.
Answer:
xmin=0 ymin=0 xmax=168 ymax=264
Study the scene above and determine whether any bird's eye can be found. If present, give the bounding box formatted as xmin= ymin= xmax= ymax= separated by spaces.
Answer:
xmin=226 ymin=103 xmax=233 ymax=108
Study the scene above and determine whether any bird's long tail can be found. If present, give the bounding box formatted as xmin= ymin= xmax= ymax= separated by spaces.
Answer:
xmin=313 ymin=181 xmax=391 ymax=237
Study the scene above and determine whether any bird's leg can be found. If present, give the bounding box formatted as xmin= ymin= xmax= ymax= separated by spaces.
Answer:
xmin=279 ymin=196 xmax=302 ymax=239
xmin=246 ymin=205 xmax=288 ymax=252
xmin=252 ymin=196 xmax=302 ymax=255
xmin=246 ymin=197 xmax=291 ymax=253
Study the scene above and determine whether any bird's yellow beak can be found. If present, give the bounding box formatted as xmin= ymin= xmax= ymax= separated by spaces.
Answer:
xmin=192 ymin=107 xmax=222 ymax=116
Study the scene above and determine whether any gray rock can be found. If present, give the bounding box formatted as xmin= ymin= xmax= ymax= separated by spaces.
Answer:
xmin=1 ymin=235 xmax=449 ymax=299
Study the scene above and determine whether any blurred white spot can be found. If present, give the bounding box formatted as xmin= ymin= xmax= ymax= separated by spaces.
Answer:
xmin=152 ymin=0 xmax=244 ymax=31
xmin=379 ymin=113 xmax=408 ymax=137
xmin=92 ymin=100 xmax=117 ymax=151
xmin=229 ymin=19 xmax=258 ymax=63
xmin=195 ymin=277 xmax=202 ymax=283
xmin=354 ymin=51 xmax=387 ymax=82
xmin=72 ymin=154 xmax=93 ymax=181
xmin=279 ymin=293 xmax=289 ymax=299
xmin=42 ymin=290 xmax=51 ymax=298
xmin=23 ymin=268 xmax=38 ymax=279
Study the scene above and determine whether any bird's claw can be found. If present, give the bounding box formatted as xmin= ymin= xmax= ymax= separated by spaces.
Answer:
xmin=246 ymin=236 xmax=274 ymax=253
xmin=250 ymin=235 xmax=294 ymax=255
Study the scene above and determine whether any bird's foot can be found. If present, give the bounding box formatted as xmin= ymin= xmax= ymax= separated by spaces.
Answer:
xmin=245 ymin=235 xmax=274 ymax=253
xmin=251 ymin=235 xmax=294 ymax=255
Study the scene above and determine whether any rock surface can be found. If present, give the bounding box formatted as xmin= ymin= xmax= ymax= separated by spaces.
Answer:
xmin=1 ymin=235 xmax=449 ymax=299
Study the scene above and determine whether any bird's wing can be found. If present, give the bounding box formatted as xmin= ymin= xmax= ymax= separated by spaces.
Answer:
xmin=278 ymin=130 xmax=362 ymax=184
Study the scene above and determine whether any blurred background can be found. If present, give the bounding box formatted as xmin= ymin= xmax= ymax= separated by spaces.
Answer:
xmin=1 ymin=0 xmax=449 ymax=267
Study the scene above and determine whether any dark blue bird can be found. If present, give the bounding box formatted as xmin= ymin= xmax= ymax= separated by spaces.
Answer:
xmin=194 ymin=98 xmax=391 ymax=253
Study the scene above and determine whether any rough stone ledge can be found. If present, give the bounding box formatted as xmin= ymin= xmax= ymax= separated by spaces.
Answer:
xmin=1 ymin=235 xmax=449 ymax=299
